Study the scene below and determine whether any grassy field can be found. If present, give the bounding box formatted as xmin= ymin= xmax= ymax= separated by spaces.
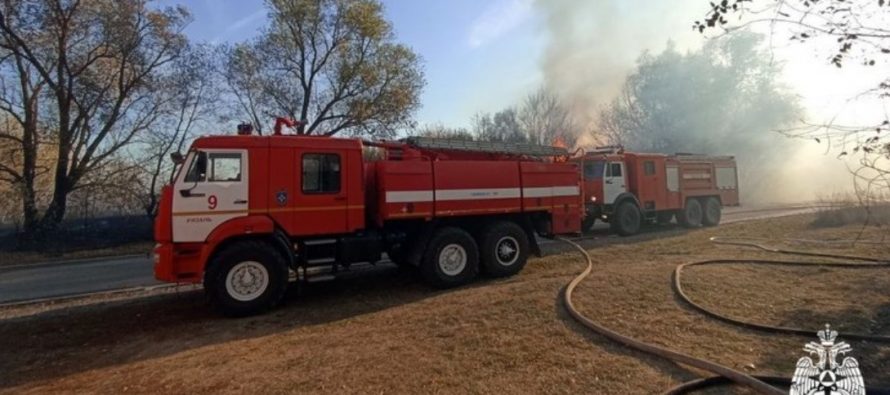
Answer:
xmin=0 ymin=214 xmax=887 ymax=394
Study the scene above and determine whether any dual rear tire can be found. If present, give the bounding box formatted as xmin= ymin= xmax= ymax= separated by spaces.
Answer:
xmin=611 ymin=197 xmax=720 ymax=233
xmin=420 ymin=222 xmax=530 ymax=289
xmin=701 ymin=197 xmax=722 ymax=227
xmin=678 ymin=197 xmax=721 ymax=228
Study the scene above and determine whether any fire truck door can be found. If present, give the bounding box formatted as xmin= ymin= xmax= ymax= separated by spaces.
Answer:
xmin=604 ymin=162 xmax=626 ymax=204
xmin=293 ymin=151 xmax=348 ymax=236
xmin=172 ymin=149 xmax=249 ymax=243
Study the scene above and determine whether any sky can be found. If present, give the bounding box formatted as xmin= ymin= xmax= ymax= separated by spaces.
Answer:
xmin=152 ymin=0 xmax=888 ymax=201
xmin=157 ymin=0 xmax=547 ymax=128
xmin=156 ymin=0 xmax=885 ymax=139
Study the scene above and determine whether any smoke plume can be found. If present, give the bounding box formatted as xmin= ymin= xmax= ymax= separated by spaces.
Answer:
xmin=532 ymin=0 xmax=856 ymax=204
xmin=535 ymin=0 xmax=702 ymax=128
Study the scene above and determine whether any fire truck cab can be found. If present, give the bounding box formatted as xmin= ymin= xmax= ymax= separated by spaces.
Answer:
xmin=576 ymin=147 xmax=740 ymax=235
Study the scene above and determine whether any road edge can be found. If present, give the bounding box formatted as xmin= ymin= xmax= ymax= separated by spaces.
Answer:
xmin=0 ymin=253 xmax=150 ymax=271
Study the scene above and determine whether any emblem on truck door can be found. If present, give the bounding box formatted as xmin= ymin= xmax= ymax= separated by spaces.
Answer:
xmin=276 ymin=189 xmax=288 ymax=206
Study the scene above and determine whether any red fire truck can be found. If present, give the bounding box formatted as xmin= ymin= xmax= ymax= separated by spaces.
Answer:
xmin=574 ymin=146 xmax=739 ymax=235
xmin=153 ymin=122 xmax=582 ymax=316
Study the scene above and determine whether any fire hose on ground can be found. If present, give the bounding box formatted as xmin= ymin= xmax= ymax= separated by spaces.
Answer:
xmin=557 ymin=236 xmax=890 ymax=394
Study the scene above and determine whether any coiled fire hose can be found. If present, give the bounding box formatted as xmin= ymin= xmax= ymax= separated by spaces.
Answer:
xmin=558 ymin=236 xmax=890 ymax=394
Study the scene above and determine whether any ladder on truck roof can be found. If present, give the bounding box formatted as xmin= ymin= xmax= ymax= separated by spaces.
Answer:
xmin=673 ymin=153 xmax=735 ymax=162
xmin=404 ymin=136 xmax=569 ymax=157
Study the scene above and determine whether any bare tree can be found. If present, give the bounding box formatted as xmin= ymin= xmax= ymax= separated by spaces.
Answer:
xmin=221 ymin=43 xmax=270 ymax=135
xmin=598 ymin=82 xmax=649 ymax=148
xmin=472 ymin=108 xmax=527 ymax=143
xmin=598 ymin=33 xmax=800 ymax=201
xmin=518 ymin=88 xmax=579 ymax=147
xmin=223 ymin=0 xmax=425 ymax=137
xmin=135 ymin=44 xmax=217 ymax=217
xmin=415 ymin=123 xmax=475 ymax=140
xmin=0 ymin=0 xmax=189 ymax=239
xmin=695 ymin=0 xmax=890 ymax=197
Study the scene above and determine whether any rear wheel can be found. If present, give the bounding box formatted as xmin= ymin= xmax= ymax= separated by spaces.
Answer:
xmin=702 ymin=197 xmax=722 ymax=227
xmin=611 ymin=201 xmax=642 ymax=236
xmin=678 ymin=199 xmax=703 ymax=228
xmin=420 ymin=227 xmax=479 ymax=288
xmin=479 ymin=221 xmax=530 ymax=278
xmin=205 ymin=240 xmax=289 ymax=317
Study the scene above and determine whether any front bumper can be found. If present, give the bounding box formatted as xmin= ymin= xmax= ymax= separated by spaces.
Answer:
xmin=153 ymin=242 xmax=205 ymax=283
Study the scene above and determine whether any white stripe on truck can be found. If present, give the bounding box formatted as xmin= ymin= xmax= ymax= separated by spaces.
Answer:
xmin=385 ymin=190 xmax=435 ymax=203
xmin=522 ymin=186 xmax=580 ymax=198
xmin=385 ymin=186 xmax=579 ymax=203
xmin=436 ymin=188 xmax=521 ymax=201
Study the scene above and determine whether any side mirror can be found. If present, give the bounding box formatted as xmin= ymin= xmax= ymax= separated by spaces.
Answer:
xmin=170 ymin=152 xmax=184 ymax=165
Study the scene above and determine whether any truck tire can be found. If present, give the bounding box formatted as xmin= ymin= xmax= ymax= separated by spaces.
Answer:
xmin=204 ymin=240 xmax=289 ymax=317
xmin=701 ymin=197 xmax=722 ymax=227
xmin=581 ymin=216 xmax=596 ymax=233
xmin=678 ymin=198 xmax=703 ymax=228
xmin=611 ymin=201 xmax=641 ymax=236
xmin=420 ymin=227 xmax=479 ymax=289
xmin=479 ymin=221 xmax=530 ymax=278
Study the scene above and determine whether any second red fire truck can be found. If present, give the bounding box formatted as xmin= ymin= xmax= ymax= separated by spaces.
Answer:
xmin=574 ymin=146 xmax=739 ymax=235
xmin=153 ymin=120 xmax=738 ymax=316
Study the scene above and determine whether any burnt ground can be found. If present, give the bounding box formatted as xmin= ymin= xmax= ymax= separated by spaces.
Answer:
xmin=0 ymin=214 xmax=888 ymax=394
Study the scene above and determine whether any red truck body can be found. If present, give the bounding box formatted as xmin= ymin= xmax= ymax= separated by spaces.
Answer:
xmin=575 ymin=148 xmax=739 ymax=233
xmin=153 ymin=130 xmax=738 ymax=316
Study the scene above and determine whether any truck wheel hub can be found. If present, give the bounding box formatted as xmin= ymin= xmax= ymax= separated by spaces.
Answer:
xmin=438 ymin=244 xmax=467 ymax=276
xmin=226 ymin=261 xmax=269 ymax=301
xmin=496 ymin=236 xmax=519 ymax=266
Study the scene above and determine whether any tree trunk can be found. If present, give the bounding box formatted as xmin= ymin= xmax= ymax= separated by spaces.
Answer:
xmin=19 ymin=96 xmax=40 ymax=239
xmin=39 ymin=181 xmax=70 ymax=232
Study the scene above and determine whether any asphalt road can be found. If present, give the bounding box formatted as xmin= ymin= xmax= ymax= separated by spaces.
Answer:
xmin=0 ymin=255 xmax=157 ymax=304
xmin=0 ymin=204 xmax=815 ymax=304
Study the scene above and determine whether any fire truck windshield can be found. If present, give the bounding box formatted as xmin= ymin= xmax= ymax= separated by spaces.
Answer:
xmin=583 ymin=160 xmax=605 ymax=180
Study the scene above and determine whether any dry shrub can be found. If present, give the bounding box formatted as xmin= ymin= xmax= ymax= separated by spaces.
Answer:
xmin=811 ymin=193 xmax=890 ymax=228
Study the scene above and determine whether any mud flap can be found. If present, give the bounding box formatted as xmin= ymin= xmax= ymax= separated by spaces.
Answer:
xmin=406 ymin=220 xmax=438 ymax=266
xmin=519 ymin=217 xmax=543 ymax=257
xmin=272 ymin=229 xmax=297 ymax=270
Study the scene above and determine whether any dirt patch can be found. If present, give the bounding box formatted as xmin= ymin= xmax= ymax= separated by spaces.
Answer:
xmin=0 ymin=214 xmax=887 ymax=394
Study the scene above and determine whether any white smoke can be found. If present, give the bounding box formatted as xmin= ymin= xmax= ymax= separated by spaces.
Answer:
xmin=531 ymin=0 xmax=860 ymax=204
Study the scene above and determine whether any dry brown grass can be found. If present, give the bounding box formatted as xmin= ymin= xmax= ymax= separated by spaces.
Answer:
xmin=810 ymin=194 xmax=890 ymax=228
xmin=0 ymin=214 xmax=888 ymax=394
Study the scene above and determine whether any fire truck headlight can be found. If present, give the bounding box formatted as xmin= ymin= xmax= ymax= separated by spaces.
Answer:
xmin=590 ymin=196 xmax=597 ymax=202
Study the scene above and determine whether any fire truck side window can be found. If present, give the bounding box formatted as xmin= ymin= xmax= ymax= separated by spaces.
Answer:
xmin=208 ymin=153 xmax=242 ymax=182
xmin=302 ymin=153 xmax=341 ymax=193
xmin=607 ymin=163 xmax=622 ymax=177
